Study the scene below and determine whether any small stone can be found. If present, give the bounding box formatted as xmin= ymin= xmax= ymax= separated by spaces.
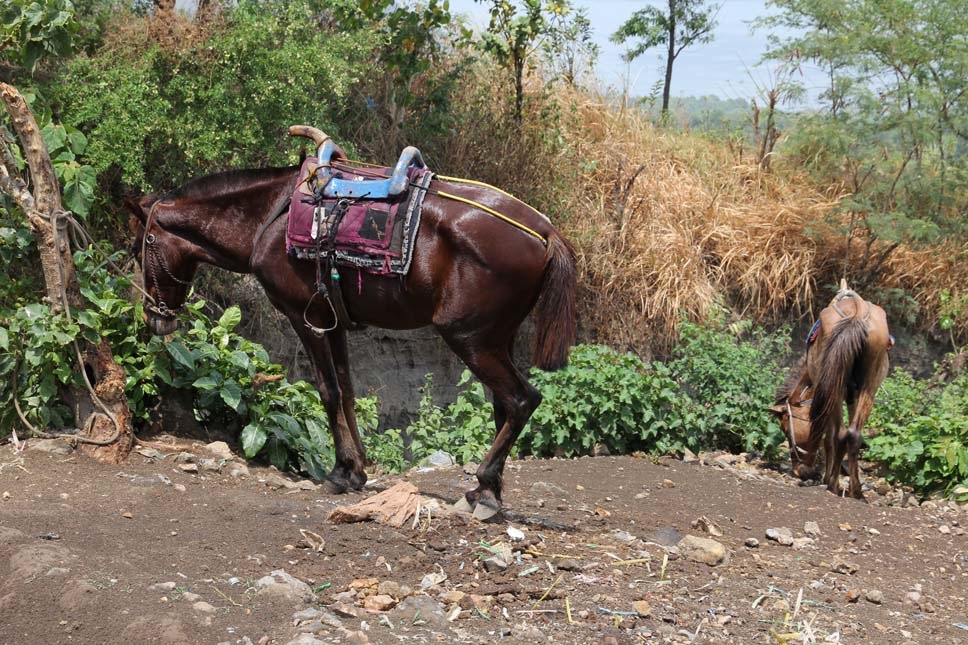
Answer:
xmin=173 ymin=484 xmax=186 ymax=493
xmin=483 ymin=556 xmax=510 ymax=572
xmin=363 ymin=594 xmax=396 ymax=611
xmin=575 ymin=484 xmax=585 ymax=491
xmin=377 ymin=581 xmax=403 ymax=599
xmin=633 ymin=600 xmax=651 ymax=616
xmin=792 ymin=537 xmax=815 ymax=550
xmin=192 ymin=601 xmax=216 ymax=614
xmin=765 ymin=527 xmax=794 ymax=546
xmin=677 ymin=535 xmax=729 ymax=566
xmin=803 ymin=521 xmax=821 ymax=537
xmin=938 ymin=525 xmax=951 ymax=534
xmin=865 ymin=589 xmax=884 ymax=604
xmin=845 ymin=589 xmax=862 ymax=603
xmin=331 ymin=603 xmax=358 ymax=618
xmin=148 ymin=582 xmax=177 ymax=593
xmin=831 ymin=556 xmax=859 ymax=575
xmin=178 ymin=463 xmax=199 ymax=473
xmin=554 ymin=558 xmax=581 ymax=571
xmin=744 ymin=538 xmax=760 ymax=548
xmin=661 ymin=479 xmax=675 ymax=488
xmin=438 ymin=590 xmax=465 ymax=605
xmin=204 ymin=441 xmax=234 ymax=461
xmin=181 ymin=592 xmax=201 ymax=602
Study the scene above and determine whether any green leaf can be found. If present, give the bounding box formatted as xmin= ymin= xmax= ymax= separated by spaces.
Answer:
xmin=167 ymin=341 xmax=196 ymax=370
xmin=0 ymin=327 xmax=8 ymax=350
xmin=240 ymin=423 xmax=268 ymax=458
xmin=220 ymin=381 xmax=242 ymax=411
xmin=192 ymin=375 xmax=220 ymax=390
xmin=218 ymin=306 xmax=242 ymax=331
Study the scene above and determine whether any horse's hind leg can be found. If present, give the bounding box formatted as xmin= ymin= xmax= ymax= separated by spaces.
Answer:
xmin=442 ymin=332 xmax=540 ymax=518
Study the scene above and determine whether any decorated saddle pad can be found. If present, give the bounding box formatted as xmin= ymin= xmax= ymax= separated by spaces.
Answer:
xmin=286 ymin=157 xmax=433 ymax=276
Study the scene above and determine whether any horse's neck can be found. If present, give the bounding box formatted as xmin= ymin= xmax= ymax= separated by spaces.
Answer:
xmin=174 ymin=178 xmax=292 ymax=273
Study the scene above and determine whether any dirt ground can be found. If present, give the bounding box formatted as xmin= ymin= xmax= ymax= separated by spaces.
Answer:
xmin=1 ymin=438 xmax=966 ymax=645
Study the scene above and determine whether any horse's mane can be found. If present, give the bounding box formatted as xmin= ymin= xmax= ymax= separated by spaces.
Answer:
xmin=775 ymin=356 xmax=806 ymax=403
xmin=166 ymin=165 xmax=298 ymax=201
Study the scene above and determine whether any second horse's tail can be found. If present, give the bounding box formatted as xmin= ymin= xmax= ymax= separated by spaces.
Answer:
xmin=811 ymin=316 xmax=868 ymax=431
xmin=531 ymin=230 xmax=577 ymax=371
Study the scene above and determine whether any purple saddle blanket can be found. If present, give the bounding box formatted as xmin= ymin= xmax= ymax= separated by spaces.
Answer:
xmin=286 ymin=157 xmax=433 ymax=276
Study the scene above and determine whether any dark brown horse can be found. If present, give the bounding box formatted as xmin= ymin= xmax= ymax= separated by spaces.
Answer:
xmin=772 ymin=281 xmax=891 ymax=499
xmin=127 ymin=127 xmax=576 ymax=519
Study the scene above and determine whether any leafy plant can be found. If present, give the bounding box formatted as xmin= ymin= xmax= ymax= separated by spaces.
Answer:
xmin=667 ymin=319 xmax=790 ymax=457
xmin=523 ymin=344 xmax=701 ymax=458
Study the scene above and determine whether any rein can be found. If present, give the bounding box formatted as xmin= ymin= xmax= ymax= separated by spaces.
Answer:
xmin=141 ymin=200 xmax=192 ymax=320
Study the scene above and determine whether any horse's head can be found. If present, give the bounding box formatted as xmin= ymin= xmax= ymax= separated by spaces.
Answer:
xmin=769 ymin=385 xmax=822 ymax=480
xmin=126 ymin=194 xmax=198 ymax=336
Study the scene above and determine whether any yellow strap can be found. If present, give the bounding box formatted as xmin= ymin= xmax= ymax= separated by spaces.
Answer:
xmin=435 ymin=189 xmax=547 ymax=245
xmin=435 ymin=175 xmax=547 ymax=245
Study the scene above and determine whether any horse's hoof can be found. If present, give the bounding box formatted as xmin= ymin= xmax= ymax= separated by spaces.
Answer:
xmin=472 ymin=502 xmax=502 ymax=522
xmin=453 ymin=497 xmax=475 ymax=514
xmin=321 ymin=478 xmax=349 ymax=495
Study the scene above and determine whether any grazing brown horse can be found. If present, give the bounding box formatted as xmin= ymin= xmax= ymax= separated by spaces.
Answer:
xmin=128 ymin=127 xmax=576 ymax=519
xmin=772 ymin=281 xmax=891 ymax=498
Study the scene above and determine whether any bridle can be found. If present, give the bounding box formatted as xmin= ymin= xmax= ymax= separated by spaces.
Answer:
xmin=140 ymin=199 xmax=192 ymax=320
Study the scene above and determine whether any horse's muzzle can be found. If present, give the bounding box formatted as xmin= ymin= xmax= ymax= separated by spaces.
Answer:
xmin=147 ymin=314 xmax=179 ymax=336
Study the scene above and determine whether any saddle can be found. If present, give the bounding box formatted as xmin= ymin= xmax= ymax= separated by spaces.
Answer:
xmin=310 ymin=138 xmax=426 ymax=199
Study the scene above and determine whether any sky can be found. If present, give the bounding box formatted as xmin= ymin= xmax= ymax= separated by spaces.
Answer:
xmin=448 ymin=0 xmax=828 ymax=105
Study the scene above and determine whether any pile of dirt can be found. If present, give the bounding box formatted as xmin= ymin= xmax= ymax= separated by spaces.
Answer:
xmin=1 ymin=439 xmax=965 ymax=644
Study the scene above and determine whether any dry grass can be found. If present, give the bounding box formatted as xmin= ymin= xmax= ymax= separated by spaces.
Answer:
xmin=548 ymin=90 xmax=842 ymax=354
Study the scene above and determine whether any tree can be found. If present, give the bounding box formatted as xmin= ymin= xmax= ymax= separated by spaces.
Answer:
xmin=1 ymin=83 xmax=134 ymax=461
xmin=757 ymin=0 xmax=968 ymax=282
xmin=611 ymin=0 xmax=720 ymax=115
xmin=476 ymin=0 xmax=574 ymax=123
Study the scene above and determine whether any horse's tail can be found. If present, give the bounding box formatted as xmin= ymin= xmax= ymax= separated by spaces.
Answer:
xmin=532 ymin=230 xmax=577 ymax=371
xmin=811 ymin=316 xmax=868 ymax=431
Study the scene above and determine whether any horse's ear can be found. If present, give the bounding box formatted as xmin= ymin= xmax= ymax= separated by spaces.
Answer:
xmin=124 ymin=194 xmax=160 ymax=223
xmin=767 ymin=402 xmax=785 ymax=417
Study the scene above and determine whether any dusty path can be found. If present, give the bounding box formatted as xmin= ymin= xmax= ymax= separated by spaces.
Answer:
xmin=0 ymin=440 xmax=965 ymax=644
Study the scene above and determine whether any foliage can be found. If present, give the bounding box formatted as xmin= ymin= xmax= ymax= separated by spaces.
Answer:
xmin=49 ymin=0 xmax=373 ymax=192
xmin=522 ymin=344 xmax=701 ymax=457
xmin=866 ymin=367 xmax=968 ymax=498
xmin=611 ymin=0 xmax=720 ymax=113
xmin=366 ymin=371 xmax=495 ymax=472
xmin=0 ymin=0 xmax=77 ymax=73
xmin=667 ymin=319 xmax=790 ymax=457
xmin=0 ymin=248 xmax=370 ymax=480
xmin=758 ymin=0 xmax=968 ymax=278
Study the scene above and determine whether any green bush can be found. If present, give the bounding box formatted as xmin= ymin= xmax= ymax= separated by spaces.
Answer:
xmin=365 ymin=371 xmax=495 ymax=472
xmin=866 ymin=368 xmax=968 ymax=498
xmin=522 ymin=344 xmax=701 ymax=458
xmin=0 ymin=248 xmax=367 ymax=479
xmin=667 ymin=319 xmax=790 ymax=457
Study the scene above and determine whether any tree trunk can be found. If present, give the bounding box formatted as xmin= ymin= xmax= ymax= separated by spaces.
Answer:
xmin=0 ymin=82 xmax=133 ymax=463
xmin=662 ymin=6 xmax=675 ymax=115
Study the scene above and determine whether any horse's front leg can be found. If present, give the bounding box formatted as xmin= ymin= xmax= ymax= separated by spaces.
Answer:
xmin=293 ymin=325 xmax=367 ymax=493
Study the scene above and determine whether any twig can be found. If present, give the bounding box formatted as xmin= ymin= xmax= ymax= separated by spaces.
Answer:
xmin=611 ymin=557 xmax=652 ymax=566
xmin=210 ymin=585 xmax=243 ymax=607
xmin=565 ymin=597 xmax=576 ymax=624
xmin=531 ymin=573 xmax=563 ymax=609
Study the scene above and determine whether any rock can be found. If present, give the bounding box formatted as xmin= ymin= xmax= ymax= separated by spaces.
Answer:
xmin=193 ymin=601 xmax=217 ymax=613
xmin=530 ymin=481 xmax=566 ymax=497
xmin=178 ymin=463 xmax=199 ymax=473
xmin=377 ymin=580 xmax=407 ymax=599
xmin=511 ymin=622 xmax=548 ymax=641
xmin=417 ymin=450 xmax=456 ymax=469
xmin=845 ymin=589 xmax=862 ymax=603
xmin=148 ymin=582 xmax=177 ymax=593
xmin=483 ymin=556 xmax=510 ymax=572
xmin=228 ymin=463 xmax=250 ymax=478
xmin=554 ymin=558 xmax=581 ymax=571
xmin=661 ymin=479 xmax=675 ymax=488
xmin=792 ymin=537 xmax=815 ymax=550
xmin=363 ymin=594 xmax=396 ymax=611
xmin=204 ymin=441 xmax=235 ymax=461
xmin=647 ymin=526 xmax=682 ymax=547
xmin=286 ymin=635 xmax=326 ymax=645
xmin=691 ymin=516 xmax=723 ymax=537
xmin=331 ymin=602 xmax=358 ymax=618
xmin=255 ymin=570 xmax=314 ymax=605
xmin=633 ymin=600 xmax=651 ymax=616
xmin=831 ymin=557 xmax=859 ymax=575
xmin=180 ymin=592 xmax=201 ymax=602
xmin=439 ymin=590 xmax=465 ymax=605
xmin=865 ymin=589 xmax=884 ymax=604
xmin=765 ymin=527 xmax=794 ymax=546
xmin=173 ymin=452 xmax=197 ymax=464
xmin=390 ymin=595 xmax=451 ymax=630
xmin=803 ymin=521 xmax=821 ymax=537
xmin=744 ymin=538 xmax=760 ymax=548
xmin=28 ymin=438 xmax=73 ymax=455
xmin=677 ymin=535 xmax=729 ymax=566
